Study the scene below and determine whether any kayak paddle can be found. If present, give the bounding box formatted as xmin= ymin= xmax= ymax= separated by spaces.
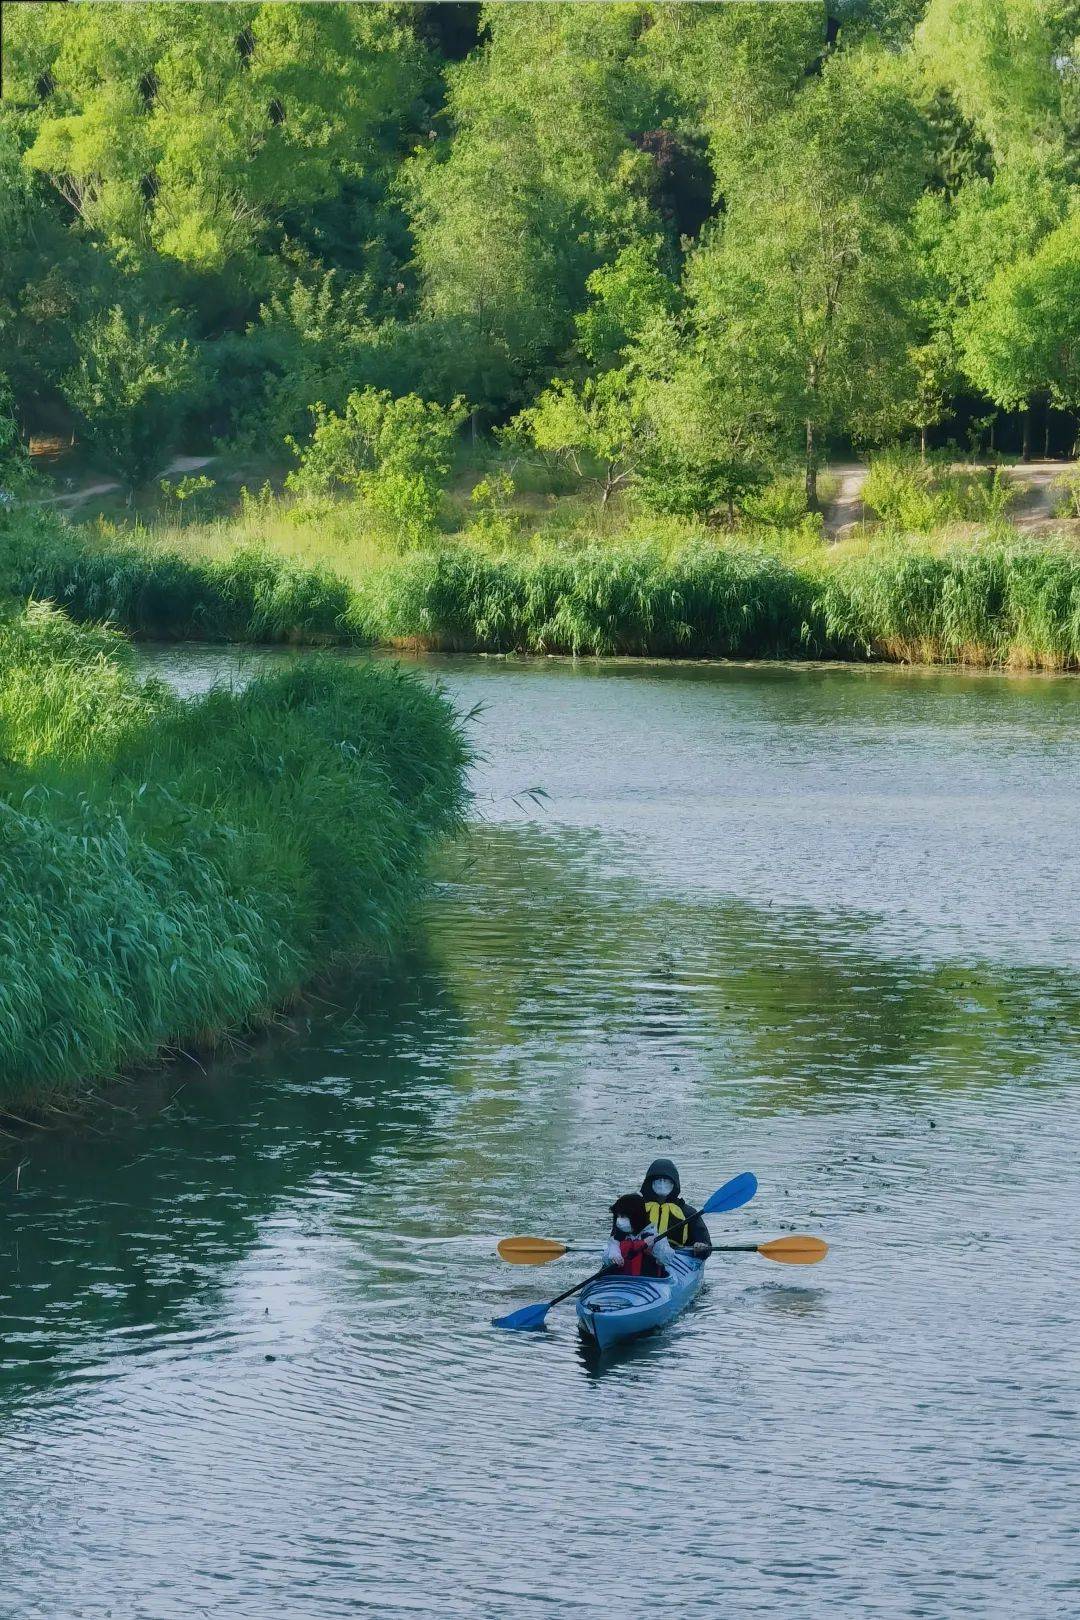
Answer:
xmin=491 ymin=1269 xmax=607 ymax=1333
xmin=490 ymin=1235 xmax=828 ymax=1332
xmin=496 ymin=1170 xmax=759 ymax=1265
xmin=498 ymin=1233 xmax=828 ymax=1267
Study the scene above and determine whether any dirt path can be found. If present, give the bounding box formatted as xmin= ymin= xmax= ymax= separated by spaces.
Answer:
xmin=822 ymin=461 xmax=868 ymax=537
xmin=994 ymin=461 xmax=1065 ymax=526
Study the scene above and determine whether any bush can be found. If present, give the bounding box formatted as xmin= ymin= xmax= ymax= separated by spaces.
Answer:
xmin=863 ymin=450 xmax=1016 ymax=531
xmin=1052 ymin=465 xmax=1080 ymax=519
xmin=287 ymin=388 xmax=467 ymax=544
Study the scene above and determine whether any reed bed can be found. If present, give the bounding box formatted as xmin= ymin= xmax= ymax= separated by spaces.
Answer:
xmin=0 ymin=606 xmax=470 ymax=1114
xmin=4 ymin=508 xmax=1080 ymax=668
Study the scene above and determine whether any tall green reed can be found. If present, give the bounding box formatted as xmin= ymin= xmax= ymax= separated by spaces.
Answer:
xmin=0 ymin=606 xmax=470 ymax=1113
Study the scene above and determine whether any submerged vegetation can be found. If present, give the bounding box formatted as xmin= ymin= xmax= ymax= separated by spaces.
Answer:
xmin=0 ymin=604 xmax=470 ymax=1114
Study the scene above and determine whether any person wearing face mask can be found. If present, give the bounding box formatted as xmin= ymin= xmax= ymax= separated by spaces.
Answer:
xmin=601 ymin=1193 xmax=676 ymax=1276
xmin=640 ymin=1158 xmax=712 ymax=1259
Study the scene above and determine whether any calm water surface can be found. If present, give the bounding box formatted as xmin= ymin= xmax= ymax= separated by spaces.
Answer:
xmin=2 ymin=654 xmax=1078 ymax=1618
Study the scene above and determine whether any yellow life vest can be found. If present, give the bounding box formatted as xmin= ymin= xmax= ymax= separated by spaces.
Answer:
xmin=646 ymin=1200 xmax=692 ymax=1245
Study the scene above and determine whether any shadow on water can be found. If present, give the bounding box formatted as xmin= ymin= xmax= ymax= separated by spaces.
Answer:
xmin=0 ymin=945 xmax=466 ymax=1407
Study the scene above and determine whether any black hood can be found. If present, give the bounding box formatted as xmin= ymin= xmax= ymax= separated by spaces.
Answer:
xmin=641 ymin=1158 xmax=681 ymax=1198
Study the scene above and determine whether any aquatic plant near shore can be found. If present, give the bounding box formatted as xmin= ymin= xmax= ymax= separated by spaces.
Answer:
xmin=818 ymin=541 xmax=1080 ymax=667
xmin=5 ymin=508 xmax=1080 ymax=668
xmin=356 ymin=542 xmax=823 ymax=657
xmin=0 ymin=607 xmax=470 ymax=1113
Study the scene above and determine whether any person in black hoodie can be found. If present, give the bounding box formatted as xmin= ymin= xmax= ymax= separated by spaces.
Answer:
xmin=640 ymin=1157 xmax=712 ymax=1258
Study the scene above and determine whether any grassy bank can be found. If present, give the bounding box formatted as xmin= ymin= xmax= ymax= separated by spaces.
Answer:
xmin=0 ymin=604 xmax=469 ymax=1117
xmin=4 ymin=506 xmax=1080 ymax=668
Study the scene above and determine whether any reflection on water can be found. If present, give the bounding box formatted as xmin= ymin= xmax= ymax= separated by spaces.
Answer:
xmin=2 ymin=654 xmax=1078 ymax=1618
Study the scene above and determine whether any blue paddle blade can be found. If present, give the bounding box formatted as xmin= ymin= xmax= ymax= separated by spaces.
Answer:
xmin=701 ymin=1171 xmax=758 ymax=1216
xmin=492 ymin=1300 xmax=551 ymax=1332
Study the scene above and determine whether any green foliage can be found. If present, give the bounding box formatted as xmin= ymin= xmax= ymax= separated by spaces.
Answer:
xmin=8 ymin=502 xmax=1080 ymax=670
xmin=818 ymin=535 xmax=1080 ymax=665
xmin=575 ymin=239 xmax=676 ymax=367
xmin=960 ymin=212 xmax=1080 ymax=410
xmin=12 ymin=2 xmax=425 ymax=274
xmin=917 ymin=0 xmax=1063 ymax=160
xmin=519 ymin=369 xmax=648 ymax=506
xmin=358 ymin=540 xmax=822 ymax=658
xmin=61 ymin=306 xmax=198 ymax=491
xmin=863 ymin=449 xmax=1017 ymax=529
xmin=158 ymin=473 xmax=218 ymax=524
xmin=740 ymin=474 xmax=820 ymax=532
xmin=1053 ymin=465 xmax=1080 ymax=518
xmin=2 ymin=510 xmax=355 ymax=643
xmin=682 ymin=48 xmax=931 ymax=502
xmin=0 ymin=373 xmax=34 ymax=496
xmin=465 ymin=473 xmax=521 ymax=547
xmin=0 ymin=605 xmax=469 ymax=1106
xmin=287 ymin=388 xmax=467 ymax=543
xmin=3 ymin=2 xmax=1080 ymax=487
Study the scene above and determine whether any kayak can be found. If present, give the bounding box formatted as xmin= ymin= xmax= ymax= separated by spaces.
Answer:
xmin=576 ymin=1248 xmax=705 ymax=1351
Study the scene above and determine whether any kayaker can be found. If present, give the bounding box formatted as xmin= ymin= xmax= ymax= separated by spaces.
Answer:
xmin=640 ymin=1158 xmax=713 ymax=1258
xmin=601 ymin=1193 xmax=675 ymax=1276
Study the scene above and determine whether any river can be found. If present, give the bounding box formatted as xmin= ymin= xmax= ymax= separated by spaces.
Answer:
xmin=1 ymin=652 xmax=1078 ymax=1618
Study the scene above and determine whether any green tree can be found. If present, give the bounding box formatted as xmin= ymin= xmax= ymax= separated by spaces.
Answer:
xmin=636 ymin=348 xmax=774 ymax=526
xmin=405 ymin=2 xmax=660 ymax=413
xmin=520 ymin=369 xmax=650 ymax=507
xmin=61 ymin=306 xmax=198 ymax=492
xmin=960 ymin=212 xmax=1080 ymax=425
xmin=11 ymin=2 xmax=424 ymax=275
xmin=575 ymin=238 xmax=676 ymax=369
xmin=917 ymin=0 xmax=1063 ymax=160
xmin=287 ymin=388 xmax=466 ymax=543
xmin=683 ymin=51 xmax=930 ymax=505
xmin=913 ymin=156 xmax=1070 ymax=452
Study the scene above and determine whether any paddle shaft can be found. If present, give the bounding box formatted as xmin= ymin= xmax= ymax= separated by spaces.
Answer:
xmin=542 ymin=1268 xmax=608 ymax=1311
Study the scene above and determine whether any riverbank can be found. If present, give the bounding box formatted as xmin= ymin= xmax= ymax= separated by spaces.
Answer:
xmin=5 ymin=507 xmax=1080 ymax=669
xmin=0 ymin=604 xmax=469 ymax=1120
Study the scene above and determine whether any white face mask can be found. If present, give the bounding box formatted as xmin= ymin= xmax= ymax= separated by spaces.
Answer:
xmin=615 ymin=1215 xmax=632 ymax=1233
xmin=652 ymin=1177 xmax=675 ymax=1198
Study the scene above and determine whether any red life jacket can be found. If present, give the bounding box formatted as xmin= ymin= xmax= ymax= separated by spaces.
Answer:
xmin=619 ymin=1237 xmax=656 ymax=1276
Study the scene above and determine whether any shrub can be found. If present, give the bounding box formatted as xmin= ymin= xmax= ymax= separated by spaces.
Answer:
xmin=287 ymin=388 xmax=468 ymax=544
xmin=863 ymin=450 xmax=1016 ymax=531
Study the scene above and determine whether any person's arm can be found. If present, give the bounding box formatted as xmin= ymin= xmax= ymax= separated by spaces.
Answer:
xmin=651 ymin=1235 xmax=677 ymax=1271
xmin=602 ymin=1236 xmax=624 ymax=1268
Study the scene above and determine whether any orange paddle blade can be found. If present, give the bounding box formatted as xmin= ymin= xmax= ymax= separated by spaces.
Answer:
xmin=758 ymin=1235 xmax=828 ymax=1265
xmin=497 ymin=1236 xmax=569 ymax=1265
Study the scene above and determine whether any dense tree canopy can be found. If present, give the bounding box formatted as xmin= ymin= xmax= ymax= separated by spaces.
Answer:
xmin=2 ymin=0 xmax=1079 ymax=496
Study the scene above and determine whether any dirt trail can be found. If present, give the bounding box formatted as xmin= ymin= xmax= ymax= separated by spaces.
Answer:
xmin=822 ymin=462 xmax=868 ymax=537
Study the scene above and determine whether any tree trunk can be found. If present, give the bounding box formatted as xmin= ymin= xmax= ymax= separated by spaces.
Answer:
xmin=1021 ymin=402 xmax=1032 ymax=462
xmin=805 ymin=419 xmax=817 ymax=509
xmin=727 ymin=493 xmax=736 ymax=527
xmin=470 ymin=409 xmax=478 ymax=447
xmin=920 ymin=425 xmax=927 ymax=460
xmin=1044 ymin=399 xmax=1051 ymax=459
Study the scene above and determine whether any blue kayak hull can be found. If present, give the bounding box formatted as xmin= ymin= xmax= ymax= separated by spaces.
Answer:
xmin=576 ymin=1250 xmax=704 ymax=1351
